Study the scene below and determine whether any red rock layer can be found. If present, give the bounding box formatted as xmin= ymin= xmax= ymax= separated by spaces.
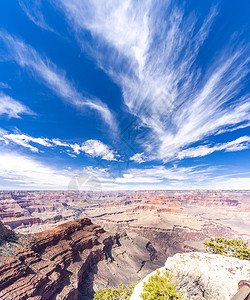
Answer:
xmin=0 ymin=218 xmax=116 ymax=300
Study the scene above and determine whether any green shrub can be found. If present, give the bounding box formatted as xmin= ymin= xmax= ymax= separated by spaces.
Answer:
xmin=140 ymin=270 xmax=182 ymax=300
xmin=204 ymin=238 xmax=250 ymax=260
xmin=93 ymin=282 xmax=136 ymax=300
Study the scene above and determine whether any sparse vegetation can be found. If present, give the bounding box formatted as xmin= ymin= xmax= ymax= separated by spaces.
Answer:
xmin=204 ymin=238 xmax=250 ymax=260
xmin=93 ymin=282 xmax=136 ymax=300
xmin=93 ymin=270 xmax=182 ymax=300
xmin=140 ymin=270 xmax=182 ymax=300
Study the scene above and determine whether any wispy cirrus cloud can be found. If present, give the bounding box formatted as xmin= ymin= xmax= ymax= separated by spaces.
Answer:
xmin=177 ymin=136 xmax=250 ymax=160
xmin=86 ymin=164 xmax=250 ymax=190
xmin=114 ymin=165 xmax=212 ymax=184
xmin=0 ymin=92 xmax=34 ymax=118
xmin=0 ymin=82 xmax=11 ymax=89
xmin=55 ymin=0 xmax=151 ymax=78
xmin=55 ymin=0 xmax=250 ymax=162
xmin=0 ymin=31 xmax=117 ymax=131
xmin=19 ymin=0 xmax=53 ymax=31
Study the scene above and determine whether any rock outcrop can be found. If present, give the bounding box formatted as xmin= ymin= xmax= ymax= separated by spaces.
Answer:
xmin=0 ymin=218 xmax=165 ymax=300
xmin=0 ymin=218 xmax=112 ymax=300
xmin=0 ymin=221 xmax=12 ymax=241
xmin=130 ymin=252 xmax=250 ymax=300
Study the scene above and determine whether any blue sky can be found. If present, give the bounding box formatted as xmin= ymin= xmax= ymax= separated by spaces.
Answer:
xmin=0 ymin=0 xmax=249 ymax=190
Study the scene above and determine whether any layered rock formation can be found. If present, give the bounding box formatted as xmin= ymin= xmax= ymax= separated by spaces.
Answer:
xmin=131 ymin=252 xmax=250 ymax=300
xmin=0 ymin=218 xmax=165 ymax=300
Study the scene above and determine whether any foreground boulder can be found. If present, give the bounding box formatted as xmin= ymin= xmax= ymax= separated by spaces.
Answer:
xmin=130 ymin=252 xmax=250 ymax=300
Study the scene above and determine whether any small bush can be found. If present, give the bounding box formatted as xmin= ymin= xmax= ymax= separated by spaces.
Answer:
xmin=140 ymin=270 xmax=182 ymax=300
xmin=93 ymin=282 xmax=136 ymax=300
xmin=204 ymin=238 xmax=250 ymax=260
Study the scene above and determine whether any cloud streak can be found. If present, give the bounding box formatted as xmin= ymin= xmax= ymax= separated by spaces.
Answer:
xmin=0 ymin=82 xmax=11 ymax=89
xmin=0 ymin=31 xmax=117 ymax=131
xmin=55 ymin=0 xmax=250 ymax=161
xmin=19 ymin=0 xmax=53 ymax=31
xmin=177 ymin=136 xmax=250 ymax=160
xmin=0 ymin=92 xmax=34 ymax=118
xmin=1 ymin=133 xmax=52 ymax=152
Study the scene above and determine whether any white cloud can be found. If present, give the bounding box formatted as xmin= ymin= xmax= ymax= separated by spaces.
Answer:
xmin=56 ymin=0 xmax=250 ymax=161
xmin=51 ymin=138 xmax=118 ymax=160
xmin=205 ymin=176 xmax=250 ymax=190
xmin=84 ymin=165 xmax=250 ymax=190
xmin=130 ymin=152 xmax=146 ymax=163
xmin=89 ymin=164 xmax=213 ymax=185
xmin=177 ymin=136 xmax=250 ymax=160
xmin=55 ymin=0 xmax=151 ymax=78
xmin=0 ymin=82 xmax=11 ymax=89
xmin=80 ymin=139 xmax=116 ymax=161
xmin=0 ymin=130 xmax=117 ymax=162
xmin=0 ymin=92 xmax=34 ymax=118
xmin=70 ymin=143 xmax=81 ymax=155
xmin=0 ymin=31 xmax=117 ymax=132
xmin=0 ymin=128 xmax=7 ymax=136
xmin=224 ymin=136 xmax=250 ymax=152
xmin=51 ymin=139 xmax=70 ymax=147
xmin=0 ymin=152 xmax=71 ymax=189
xmin=0 ymin=150 xmax=248 ymax=190
xmin=19 ymin=0 xmax=53 ymax=31
xmin=117 ymin=165 xmax=213 ymax=183
xmin=1 ymin=133 xmax=53 ymax=153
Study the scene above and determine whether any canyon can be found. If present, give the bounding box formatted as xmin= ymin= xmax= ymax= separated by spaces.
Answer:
xmin=0 ymin=190 xmax=249 ymax=299
xmin=0 ymin=190 xmax=249 ymax=256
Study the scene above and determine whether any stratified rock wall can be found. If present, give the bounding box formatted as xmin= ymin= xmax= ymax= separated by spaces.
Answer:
xmin=0 ymin=218 xmax=116 ymax=300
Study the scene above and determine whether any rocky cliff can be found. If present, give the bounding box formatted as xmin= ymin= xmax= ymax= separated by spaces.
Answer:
xmin=130 ymin=252 xmax=250 ymax=300
xmin=0 ymin=220 xmax=12 ymax=240
xmin=0 ymin=218 xmax=165 ymax=300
